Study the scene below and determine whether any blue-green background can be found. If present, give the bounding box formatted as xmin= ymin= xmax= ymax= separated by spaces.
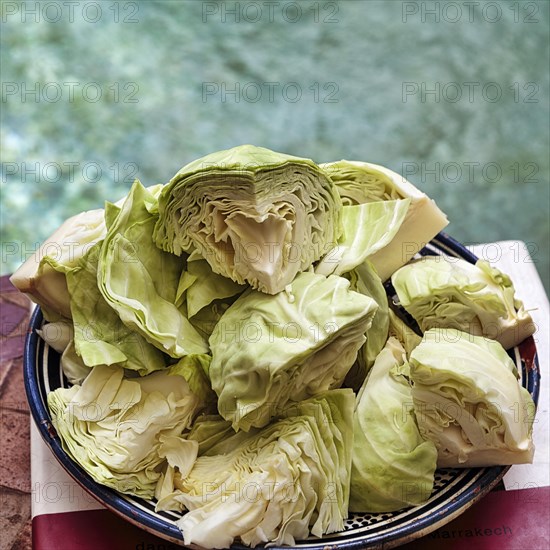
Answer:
xmin=1 ymin=0 xmax=549 ymax=290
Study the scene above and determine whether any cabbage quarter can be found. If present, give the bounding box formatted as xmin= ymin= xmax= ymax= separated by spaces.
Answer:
xmin=154 ymin=145 xmax=343 ymax=294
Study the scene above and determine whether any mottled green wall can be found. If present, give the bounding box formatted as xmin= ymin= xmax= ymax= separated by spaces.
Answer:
xmin=2 ymin=0 xmax=549 ymax=289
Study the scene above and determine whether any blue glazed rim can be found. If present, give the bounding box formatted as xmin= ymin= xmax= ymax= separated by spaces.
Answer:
xmin=23 ymin=231 xmax=541 ymax=549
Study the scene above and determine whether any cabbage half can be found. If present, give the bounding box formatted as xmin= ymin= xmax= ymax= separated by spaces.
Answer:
xmin=409 ymin=328 xmax=535 ymax=467
xmin=97 ymin=180 xmax=208 ymax=358
xmin=391 ymin=256 xmax=535 ymax=349
xmin=209 ymin=271 xmax=378 ymax=430
xmin=10 ymin=208 xmax=107 ymax=320
xmin=155 ymin=390 xmax=354 ymax=548
xmin=350 ymin=338 xmax=437 ymax=512
xmin=321 ymin=160 xmax=448 ymax=280
xmin=154 ymin=145 xmax=343 ymax=294
xmin=47 ymin=364 xmax=201 ymax=498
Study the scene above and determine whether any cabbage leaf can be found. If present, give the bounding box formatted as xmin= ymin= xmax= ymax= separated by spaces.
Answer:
xmin=315 ymin=200 xmax=410 ymax=276
xmin=343 ymin=260 xmax=390 ymax=390
xmin=387 ymin=308 xmax=422 ymax=357
xmin=169 ymin=354 xmax=217 ymax=412
xmin=98 ymin=180 xmax=208 ymax=358
xmin=67 ymin=241 xmax=168 ymax=375
xmin=176 ymin=252 xmax=247 ymax=317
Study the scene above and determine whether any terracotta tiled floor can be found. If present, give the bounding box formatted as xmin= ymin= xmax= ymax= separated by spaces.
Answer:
xmin=1 ymin=275 xmax=32 ymax=550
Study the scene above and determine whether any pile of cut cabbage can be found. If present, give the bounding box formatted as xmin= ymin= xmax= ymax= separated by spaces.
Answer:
xmin=13 ymin=145 xmax=536 ymax=549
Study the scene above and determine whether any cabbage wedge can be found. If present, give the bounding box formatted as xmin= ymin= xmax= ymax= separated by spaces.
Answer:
xmin=9 ymin=182 xmax=162 ymax=322
xmin=47 ymin=364 xmax=201 ymax=498
xmin=409 ymin=328 xmax=535 ymax=467
xmin=350 ymin=338 xmax=437 ymax=512
xmin=209 ymin=271 xmax=378 ymax=430
xmin=391 ymin=256 xmax=535 ymax=349
xmin=10 ymin=208 xmax=107 ymax=320
xmin=155 ymin=390 xmax=354 ymax=548
xmin=154 ymin=145 xmax=342 ymax=294
xmin=321 ymin=160 xmax=448 ymax=280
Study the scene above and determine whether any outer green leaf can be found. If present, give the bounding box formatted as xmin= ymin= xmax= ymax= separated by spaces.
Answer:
xmin=169 ymin=354 xmax=217 ymax=412
xmin=67 ymin=241 xmax=167 ymax=375
xmin=350 ymin=338 xmax=437 ymax=512
xmin=387 ymin=308 xmax=422 ymax=357
xmin=185 ymin=415 xmax=235 ymax=455
xmin=180 ymin=254 xmax=246 ymax=318
xmin=98 ymin=180 xmax=208 ymax=358
xmin=343 ymin=260 xmax=390 ymax=390
xmin=316 ymin=200 xmax=410 ymax=276
xmin=188 ymin=299 xmax=235 ymax=339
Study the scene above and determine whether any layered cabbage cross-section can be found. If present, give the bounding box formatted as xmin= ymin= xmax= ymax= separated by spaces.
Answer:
xmin=47 ymin=365 xmax=201 ymax=498
xmin=392 ymin=256 xmax=535 ymax=349
xmin=154 ymin=390 xmax=354 ymax=548
xmin=154 ymin=145 xmax=342 ymax=294
xmin=409 ymin=329 xmax=535 ymax=467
